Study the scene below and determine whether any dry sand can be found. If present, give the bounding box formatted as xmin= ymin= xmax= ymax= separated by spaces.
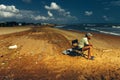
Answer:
xmin=0 ymin=26 xmax=120 ymax=80
xmin=0 ymin=27 xmax=31 ymax=35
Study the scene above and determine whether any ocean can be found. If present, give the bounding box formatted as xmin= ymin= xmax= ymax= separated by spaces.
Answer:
xmin=55 ymin=23 xmax=120 ymax=36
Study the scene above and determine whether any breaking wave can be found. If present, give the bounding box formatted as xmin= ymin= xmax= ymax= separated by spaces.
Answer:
xmin=112 ymin=26 xmax=120 ymax=29
xmin=85 ymin=27 xmax=120 ymax=36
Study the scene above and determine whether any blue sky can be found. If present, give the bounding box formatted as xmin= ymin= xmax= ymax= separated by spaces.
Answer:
xmin=0 ymin=0 xmax=120 ymax=24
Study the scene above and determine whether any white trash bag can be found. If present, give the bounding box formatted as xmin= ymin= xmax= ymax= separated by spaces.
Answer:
xmin=8 ymin=45 xmax=17 ymax=49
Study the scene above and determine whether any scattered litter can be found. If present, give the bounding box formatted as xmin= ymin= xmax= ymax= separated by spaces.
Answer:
xmin=8 ymin=45 xmax=17 ymax=49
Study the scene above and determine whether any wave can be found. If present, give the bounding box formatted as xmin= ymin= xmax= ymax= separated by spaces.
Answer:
xmin=112 ymin=26 xmax=120 ymax=29
xmin=55 ymin=25 xmax=65 ymax=28
xmin=85 ymin=27 xmax=120 ymax=36
xmin=99 ymin=31 xmax=120 ymax=36
xmin=85 ymin=27 xmax=100 ymax=31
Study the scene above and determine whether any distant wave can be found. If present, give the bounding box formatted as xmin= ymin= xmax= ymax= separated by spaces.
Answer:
xmin=85 ymin=27 xmax=120 ymax=36
xmin=99 ymin=31 xmax=120 ymax=36
xmin=112 ymin=26 xmax=120 ymax=29
xmin=55 ymin=25 xmax=65 ymax=28
xmin=85 ymin=27 xmax=100 ymax=32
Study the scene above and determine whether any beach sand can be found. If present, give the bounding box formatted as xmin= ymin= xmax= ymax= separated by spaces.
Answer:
xmin=0 ymin=26 xmax=120 ymax=80
xmin=0 ymin=27 xmax=31 ymax=35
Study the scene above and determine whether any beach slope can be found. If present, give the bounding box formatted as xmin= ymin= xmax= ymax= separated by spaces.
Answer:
xmin=0 ymin=27 xmax=120 ymax=80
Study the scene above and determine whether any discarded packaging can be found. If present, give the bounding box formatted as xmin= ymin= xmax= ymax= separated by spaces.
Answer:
xmin=8 ymin=45 xmax=17 ymax=49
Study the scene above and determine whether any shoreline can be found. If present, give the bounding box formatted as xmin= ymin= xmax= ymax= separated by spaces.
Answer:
xmin=0 ymin=26 xmax=120 ymax=46
xmin=53 ymin=27 xmax=120 ymax=49
xmin=0 ymin=26 xmax=119 ymax=37
xmin=57 ymin=27 xmax=120 ymax=37
xmin=57 ymin=27 xmax=120 ymax=40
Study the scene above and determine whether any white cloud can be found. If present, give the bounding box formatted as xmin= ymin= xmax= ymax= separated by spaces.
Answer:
xmin=18 ymin=10 xmax=51 ymax=21
xmin=48 ymin=11 xmax=53 ymax=17
xmin=0 ymin=4 xmax=19 ymax=18
xmin=33 ymin=16 xmax=48 ymax=21
xmin=0 ymin=4 xmax=19 ymax=13
xmin=85 ymin=11 xmax=93 ymax=16
xmin=0 ymin=11 xmax=14 ymax=18
xmin=0 ymin=4 xmax=50 ymax=21
xmin=45 ymin=2 xmax=60 ymax=10
xmin=111 ymin=0 xmax=120 ymax=6
xmin=0 ymin=4 xmax=77 ymax=23
xmin=45 ymin=2 xmax=75 ymax=18
xmin=22 ymin=0 xmax=31 ymax=3
xmin=103 ymin=15 xmax=109 ymax=21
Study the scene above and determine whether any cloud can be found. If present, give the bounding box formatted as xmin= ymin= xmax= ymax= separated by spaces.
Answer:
xmin=17 ymin=10 xmax=53 ymax=21
xmin=22 ymin=0 xmax=31 ymax=3
xmin=103 ymin=15 xmax=109 ymax=21
xmin=45 ymin=2 xmax=75 ymax=18
xmin=85 ymin=11 xmax=93 ymax=16
xmin=48 ymin=11 xmax=53 ymax=17
xmin=0 ymin=4 xmax=50 ymax=21
xmin=0 ymin=4 xmax=77 ymax=23
xmin=45 ymin=2 xmax=60 ymax=10
xmin=33 ymin=16 xmax=48 ymax=21
xmin=110 ymin=0 xmax=120 ymax=6
xmin=0 ymin=4 xmax=19 ymax=13
xmin=0 ymin=4 xmax=19 ymax=18
xmin=0 ymin=11 xmax=14 ymax=18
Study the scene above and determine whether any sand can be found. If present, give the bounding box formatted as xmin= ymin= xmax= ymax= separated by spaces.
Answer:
xmin=0 ymin=26 xmax=120 ymax=80
xmin=0 ymin=27 xmax=31 ymax=35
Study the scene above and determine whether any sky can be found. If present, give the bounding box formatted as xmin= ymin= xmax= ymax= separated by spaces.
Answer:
xmin=0 ymin=0 xmax=120 ymax=24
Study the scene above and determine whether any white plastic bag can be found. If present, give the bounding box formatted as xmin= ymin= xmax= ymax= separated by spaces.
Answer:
xmin=8 ymin=45 xmax=17 ymax=49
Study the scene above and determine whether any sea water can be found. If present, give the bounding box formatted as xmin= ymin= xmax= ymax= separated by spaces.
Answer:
xmin=55 ymin=23 xmax=120 ymax=36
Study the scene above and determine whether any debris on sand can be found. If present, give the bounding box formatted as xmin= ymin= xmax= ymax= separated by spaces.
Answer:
xmin=8 ymin=45 xmax=17 ymax=49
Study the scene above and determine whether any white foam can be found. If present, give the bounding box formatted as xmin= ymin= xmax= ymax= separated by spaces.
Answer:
xmin=85 ymin=27 xmax=120 ymax=36
xmin=99 ymin=31 xmax=120 ymax=36
xmin=112 ymin=26 xmax=120 ymax=29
